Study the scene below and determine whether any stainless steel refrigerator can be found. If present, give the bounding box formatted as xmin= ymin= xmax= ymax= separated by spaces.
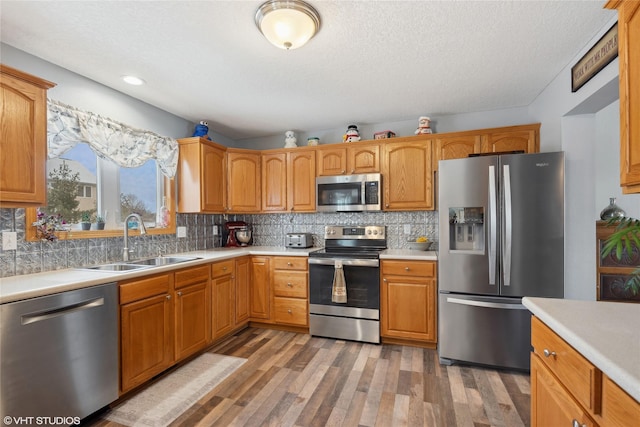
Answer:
xmin=438 ymin=151 xmax=564 ymax=371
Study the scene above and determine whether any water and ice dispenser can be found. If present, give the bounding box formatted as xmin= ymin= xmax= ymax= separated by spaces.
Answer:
xmin=448 ymin=207 xmax=484 ymax=252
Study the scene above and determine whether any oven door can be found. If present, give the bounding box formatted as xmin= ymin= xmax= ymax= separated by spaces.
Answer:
xmin=308 ymin=258 xmax=380 ymax=320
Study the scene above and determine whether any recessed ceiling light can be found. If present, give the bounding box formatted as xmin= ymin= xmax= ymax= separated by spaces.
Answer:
xmin=122 ymin=75 xmax=145 ymax=85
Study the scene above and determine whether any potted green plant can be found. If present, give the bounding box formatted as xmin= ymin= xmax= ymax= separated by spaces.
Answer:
xmin=95 ymin=214 xmax=106 ymax=230
xmin=80 ymin=212 xmax=91 ymax=230
xmin=601 ymin=217 xmax=640 ymax=296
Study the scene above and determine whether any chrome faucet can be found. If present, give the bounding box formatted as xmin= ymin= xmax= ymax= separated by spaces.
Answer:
xmin=123 ymin=213 xmax=147 ymax=261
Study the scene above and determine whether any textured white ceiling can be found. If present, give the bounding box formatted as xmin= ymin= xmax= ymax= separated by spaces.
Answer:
xmin=1 ymin=1 xmax=615 ymax=141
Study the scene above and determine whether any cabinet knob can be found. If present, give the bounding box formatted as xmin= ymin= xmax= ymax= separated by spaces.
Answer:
xmin=166 ymin=294 xmax=171 ymax=300
xmin=341 ymin=170 xmax=345 ymax=174
xmin=231 ymin=275 xmax=235 ymax=279
xmin=223 ymin=266 xmax=227 ymax=270
xmin=351 ymin=169 xmax=355 ymax=174
xmin=287 ymin=309 xmax=292 ymax=314
xmin=572 ymin=420 xmax=586 ymax=427
xmin=177 ymin=291 xmax=182 ymax=297
xmin=543 ymin=349 xmax=556 ymax=358
xmin=385 ymin=204 xmax=389 ymax=207
xmin=405 ymin=267 xmax=410 ymax=271
xmin=383 ymin=278 xmax=387 ymax=282
xmin=287 ymin=283 xmax=293 ymax=287
xmin=287 ymin=262 xmax=292 ymax=266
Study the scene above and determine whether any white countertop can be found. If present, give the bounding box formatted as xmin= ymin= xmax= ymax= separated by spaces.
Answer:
xmin=0 ymin=246 xmax=318 ymax=304
xmin=523 ymin=297 xmax=640 ymax=402
xmin=380 ymin=249 xmax=438 ymax=261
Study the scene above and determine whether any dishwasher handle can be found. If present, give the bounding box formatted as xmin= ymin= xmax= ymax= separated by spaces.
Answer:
xmin=21 ymin=297 xmax=105 ymax=325
xmin=308 ymin=258 xmax=379 ymax=267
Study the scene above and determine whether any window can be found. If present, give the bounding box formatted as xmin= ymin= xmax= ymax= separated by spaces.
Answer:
xmin=26 ymin=143 xmax=175 ymax=241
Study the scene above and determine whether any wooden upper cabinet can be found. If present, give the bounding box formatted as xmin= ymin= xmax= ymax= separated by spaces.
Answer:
xmin=227 ymin=149 xmax=261 ymax=213
xmin=0 ymin=65 xmax=56 ymax=207
xmin=177 ymin=137 xmax=227 ymax=213
xmin=482 ymin=124 xmax=539 ymax=154
xmin=317 ymin=143 xmax=381 ymax=176
xmin=382 ymin=138 xmax=433 ymax=210
xmin=607 ymin=1 xmax=640 ymax=193
xmin=347 ymin=143 xmax=380 ymax=174
xmin=261 ymin=152 xmax=288 ymax=211
xmin=316 ymin=147 xmax=347 ymax=176
xmin=433 ymin=134 xmax=482 ymax=171
xmin=288 ymin=150 xmax=316 ymax=212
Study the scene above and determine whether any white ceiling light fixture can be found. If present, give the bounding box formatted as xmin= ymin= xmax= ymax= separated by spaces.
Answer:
xmin=255 ymin=0 xmax=321 ymax=50
xmin=122 ymin=75 xmax=145 ymax=86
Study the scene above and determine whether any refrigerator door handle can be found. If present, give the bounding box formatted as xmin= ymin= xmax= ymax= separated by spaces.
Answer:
xmin=503 ymin=164 xmax=512 ymax=287
xmin=488 ymin=165 xmax=497 ymax=285
xmin=446 ymin=297 xmax=527 ymax=310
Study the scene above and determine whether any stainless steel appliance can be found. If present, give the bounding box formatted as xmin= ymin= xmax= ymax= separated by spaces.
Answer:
xmin=223 ymin=221 xmax=252 ymax=247
xmin=1 ymin=283 xmax=118 ymax=422
xmin=316 ymin=173 xmax=382 ymax=212
xmin=438 ymin=151 xmax=564 ymax=370
xmin=308 ymin=225 xmax=386 ymax=344
xmin=286 ymin=232 xmax=313 ymax=248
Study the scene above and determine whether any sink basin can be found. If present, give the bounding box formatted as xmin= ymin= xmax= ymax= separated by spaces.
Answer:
xmin=129 ymin=256 xmax=201 ymax=266
xmin=84 ymin=263 xmax=150 ymax=272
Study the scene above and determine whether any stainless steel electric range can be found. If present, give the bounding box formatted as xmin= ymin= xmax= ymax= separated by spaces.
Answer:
xmin=308 ymin=225 xmax=386 ymax=344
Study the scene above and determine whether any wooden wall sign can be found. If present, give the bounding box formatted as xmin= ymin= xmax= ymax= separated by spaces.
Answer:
xmin=571 ymin=23 xmax=618 ymax=92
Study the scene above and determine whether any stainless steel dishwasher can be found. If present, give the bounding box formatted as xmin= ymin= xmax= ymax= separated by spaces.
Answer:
xmin=1 ymin=283 xmax=118 ymax=422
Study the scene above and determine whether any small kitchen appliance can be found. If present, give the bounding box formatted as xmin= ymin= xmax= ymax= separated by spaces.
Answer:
xmin=223 ymin=221 xmax=252 ymax=247
xmin=316 ymin=173 xmax=382 ymax=212
xmin=285 ymin=232 xmax=313 ymax=248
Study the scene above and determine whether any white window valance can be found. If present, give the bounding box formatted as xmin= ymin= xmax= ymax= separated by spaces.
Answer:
xmin=47 ymin=99 xmax=178 ymax=178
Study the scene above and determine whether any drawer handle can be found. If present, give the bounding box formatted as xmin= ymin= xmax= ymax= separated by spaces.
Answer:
xmin=543 ymin=349 xmax=556 ymax=358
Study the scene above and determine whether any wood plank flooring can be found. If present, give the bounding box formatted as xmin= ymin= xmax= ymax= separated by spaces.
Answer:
xmin=85 ymin=327 xmax=530 ymax=427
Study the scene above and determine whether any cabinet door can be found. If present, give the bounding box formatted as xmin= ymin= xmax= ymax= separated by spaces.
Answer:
xmin=174 ymin=281 xmax=210 ymax=361
xmin=235 ymin=256 xmax=250 ymax=325
xmin=381 ymin=275 xmax=436 ymax=342
xmin=228 ymin=151 xmax=261 ymax=212
xmin=482 ymin=127 xmax=539 ymax=154
xmin=121 ymin=293 xmax=173 ymax=392
xmin=288 ymin=151 xmax=316 ymax=212
xmin=317 ymin=147 xmax=347 ymax=176
xmin=0 ymin=67 xmax=54 ymax=206
xmin=250 ymin=256 xmax=271 ymax=320
xmin=616 ymin=1 xmax=640 ymax=192
xmin=212 ymin=274 xmax=235 ymax=339
xmin=202 ymin=142 xmax=227 ymax=212
xmin=347 ymin=143 xmax=380 ymax=174
xmin=261 ymin=152 xmax=287 ymax=212
xmin=531 ymin=354 xmax=597 ymax=427
xmin=382 ymin=140 xmax=433 ymax=210
xmin=433 ymin=135 xmax=482 ymax=171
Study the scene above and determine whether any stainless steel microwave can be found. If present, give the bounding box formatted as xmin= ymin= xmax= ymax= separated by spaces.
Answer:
xmin=316 ymin=173 xmax=382 ymax=212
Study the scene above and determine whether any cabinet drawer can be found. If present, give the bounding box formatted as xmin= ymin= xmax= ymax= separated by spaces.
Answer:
xmin=120 ymin=273 xmax=172 ymax=304
xmin=272 ymin=257 xmax=308 ymax=271
xmin=175 ymin=265 xmax=210 ymax=289
xmin=273 ymin=271 xmax=308 ymax=298
xmin=531 ymin=317 xmax=601 ymax=414
xmin=211 ymin=260 xmax=235 ymax=278
xmin=382 ymin=260 xmax=435 ymax=277
xmin=274 ymin=297 xmax=308 ymax=326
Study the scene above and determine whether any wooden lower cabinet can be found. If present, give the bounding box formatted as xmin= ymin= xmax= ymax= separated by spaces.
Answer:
xmin=211 ymin=260 xmax=235 ymax=339
xmin=530 ymin=316 xmax=640 ymax=427
xmin=250 ymin=256 xmax=271 ymax=320
xmin=174 ymin=265 xmax=211 ymax=361
xmin=380 ymin=260 xmax=437 ymax=344
xmin=271 ymin=256 xmax=309 ymax=327
xmin=119 ymin=273 xmax=174 ymax=393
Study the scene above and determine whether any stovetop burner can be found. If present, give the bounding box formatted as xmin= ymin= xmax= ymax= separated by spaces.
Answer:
xmin=309 ymin=225 xmax=387 ymax=259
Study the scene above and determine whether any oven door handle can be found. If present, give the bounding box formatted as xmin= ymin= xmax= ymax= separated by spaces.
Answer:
xmin=308 ymin=258 xmax=379 ymax=267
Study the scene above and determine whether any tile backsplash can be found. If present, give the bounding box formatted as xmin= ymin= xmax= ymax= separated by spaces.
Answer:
xmin=0 ymin=209 xmax=438 ymax=278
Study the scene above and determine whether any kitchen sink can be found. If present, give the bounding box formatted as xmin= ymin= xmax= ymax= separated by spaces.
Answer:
xmin=129 ymin=256 xmax=201 ymax=266
xmin=84 ymin=263 xmax=151 ymax=272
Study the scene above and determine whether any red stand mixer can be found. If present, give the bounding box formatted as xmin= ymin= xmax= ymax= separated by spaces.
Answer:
xmin=224 ymin=221 xmax=252 ymax=247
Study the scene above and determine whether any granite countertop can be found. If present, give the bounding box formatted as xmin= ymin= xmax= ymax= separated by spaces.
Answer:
xmin=523 ymin=297 xmax=640 ymax=402
xmin=0 ymin=246 xmax=318 ymax=304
